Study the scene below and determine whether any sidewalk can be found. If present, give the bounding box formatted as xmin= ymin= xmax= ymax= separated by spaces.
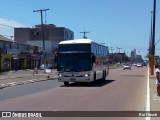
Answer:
xmin=149 ymin=75 xmax=160 ymax=120
xmin=0 ymin=69 xmax=58 ymax=89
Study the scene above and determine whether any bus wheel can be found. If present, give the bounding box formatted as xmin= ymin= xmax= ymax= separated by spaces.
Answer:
xmin=64 ymin=82 xmax=69 ymax=86
xmin=102 ymin=70 xmax=106 ymax=80
xmin=92 ymin=71 xmax=96 ymax=85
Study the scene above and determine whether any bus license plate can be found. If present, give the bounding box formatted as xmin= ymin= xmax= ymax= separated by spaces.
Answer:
xmin=70 ymin=78 xmax=76 ymax=81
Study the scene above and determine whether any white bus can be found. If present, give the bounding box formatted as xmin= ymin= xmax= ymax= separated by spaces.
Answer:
xmin=57 ymin=39 xmax=109 ymax=85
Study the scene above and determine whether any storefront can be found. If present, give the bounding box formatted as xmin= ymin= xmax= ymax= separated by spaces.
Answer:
xmin=11 ymin=54 xmax=32 ymax=70
xmin=18 ymin=54 xmax=32 ymax=69
xmin=11 ymin=55 xmax=19 ymax=70
xmin=0 ymin=54 xmax=12 ymax=71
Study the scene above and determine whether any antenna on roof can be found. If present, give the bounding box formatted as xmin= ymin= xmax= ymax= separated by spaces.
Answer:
xmin=45 ymin=10 xmax=47 ymax=24
xmin=80 ymin=30 xmax=90 ymax=39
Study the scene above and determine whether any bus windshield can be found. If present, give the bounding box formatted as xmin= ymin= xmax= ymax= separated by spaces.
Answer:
xmin=58 ymin=44 xmax=90 ymax=52
xmin=57 ymin=53 xmax=91 ymax=72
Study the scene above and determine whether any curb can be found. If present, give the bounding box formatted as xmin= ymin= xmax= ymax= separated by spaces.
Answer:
xmin=0 ymin=74 xmax=33 ymax=80
xmin=0 ymin=76 xmax=58 ymax=89
xmin=0 ymin=73 xmax=56 ymax=80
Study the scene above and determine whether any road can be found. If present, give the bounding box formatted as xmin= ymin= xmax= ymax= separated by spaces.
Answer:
xmin=0 ymin=66 xmax=148 ymax=120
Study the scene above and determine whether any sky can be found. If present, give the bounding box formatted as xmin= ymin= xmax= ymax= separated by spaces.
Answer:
xmin=0 ymin=0 xmax=159 ymax=59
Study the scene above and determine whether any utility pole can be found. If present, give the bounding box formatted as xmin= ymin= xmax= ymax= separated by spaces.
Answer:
xmin=117 ymin=47 xmax=122 ymax=53
xmin=33 ymin=8 xmax=49 ymax=73
xmin=80 ymin=30 xmax=90 ymax=39
xmin=110 ymin=47 xmax=114 ymax=54
xmin=149 ymin=11 xmax=153 ymax=75
xmin=33 ymin=8 xmax=49 ymax=51
xmin=150 ymin=0 xmax=156 ymax=75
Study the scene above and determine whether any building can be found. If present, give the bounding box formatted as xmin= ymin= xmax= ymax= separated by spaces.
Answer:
xmin=14 ymin=24 xmax=74 ymax=43
xmin=131 ymin=49 xmax=136 ymax=62
xmin=0 ymin=35 xmax=14 ymax=71
xmin=27 ymin=40 xmax=58 ymax=66
xmin=0 ymin=35 xmax=42 ymax=71
xmin=14 ymin=24 xmax=74 ymax=66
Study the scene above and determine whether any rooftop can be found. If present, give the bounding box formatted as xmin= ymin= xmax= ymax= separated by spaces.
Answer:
xmin=0 ymin=35 xmax=14 ymax=43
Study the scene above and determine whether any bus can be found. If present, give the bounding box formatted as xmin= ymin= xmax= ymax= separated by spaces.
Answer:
xmin=57 ymin=39 xmax=109 ymax=85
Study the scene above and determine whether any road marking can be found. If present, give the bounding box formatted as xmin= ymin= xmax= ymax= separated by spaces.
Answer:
xmin=146 ymin=68 xmax=150 ymax=120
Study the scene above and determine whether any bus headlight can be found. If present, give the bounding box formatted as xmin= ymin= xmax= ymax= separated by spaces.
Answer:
xmin=58 ymin=74 xmax=62 ymax=77
xmin=85 ymin=74 xmax=90 ymax=77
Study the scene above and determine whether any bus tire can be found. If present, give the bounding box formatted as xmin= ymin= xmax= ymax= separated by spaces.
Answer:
xmin=93 ymin=71 xmax=96 ymax=84
xmin=91 ymin=71 xmax=96 ymax=85
xmin=102 ymin=70 xmax=106 ymax=80
xmin=64 ymin=82 xmax=69 ymax=86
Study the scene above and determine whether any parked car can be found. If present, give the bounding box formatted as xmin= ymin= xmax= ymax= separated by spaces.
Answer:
xmin=39 ymin=64 xmax=53 ymax=70
xmin=137 ymin=63 xmax=143 ymax=67
xmin=47 ymin=64 xmax=53 ymax=69
xmin=123 ymin=63 xmax=131 ymax=70
xmin=39 ymin=64 xmax=47 ymax=70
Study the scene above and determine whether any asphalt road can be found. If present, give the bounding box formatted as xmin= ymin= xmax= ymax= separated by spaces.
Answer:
xmin=0 ymin=66 xmax=148 ymax=120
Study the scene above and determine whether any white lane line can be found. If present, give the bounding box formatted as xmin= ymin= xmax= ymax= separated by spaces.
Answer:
xmin=146 ymin=68 xmax=150 ymax=120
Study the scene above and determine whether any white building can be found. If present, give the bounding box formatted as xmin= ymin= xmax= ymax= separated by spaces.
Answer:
xmin=27 ymin=40 xmax=58 ymax=65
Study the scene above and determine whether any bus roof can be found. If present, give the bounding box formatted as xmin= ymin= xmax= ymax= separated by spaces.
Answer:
xmin=59 ymin=39 xmax=93 ymax=44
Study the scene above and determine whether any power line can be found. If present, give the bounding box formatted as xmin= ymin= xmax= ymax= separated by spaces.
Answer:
xmin=0 ymin=24 xmax=14 ymax=28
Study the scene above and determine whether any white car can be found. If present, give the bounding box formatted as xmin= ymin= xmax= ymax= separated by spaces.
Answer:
xmin=39 ymin=64 xmax=47 ymax=70
xmin=123 ymin=63 xmax=131 ymax=70
xmin=137 ymin=63 xmax=143 ymax=67
xmin=133 ymin=63 xmax=137 ymax=66
xmin=40 ymin=64 xmax=53 ymax=70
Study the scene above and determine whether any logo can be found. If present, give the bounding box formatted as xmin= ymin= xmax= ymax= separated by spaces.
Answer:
xmin=2 ymin=112 xmax=11 ymax=117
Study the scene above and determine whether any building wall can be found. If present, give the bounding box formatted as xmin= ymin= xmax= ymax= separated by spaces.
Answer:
xmin=1 ymin=35 xmax=43 ymax=71
xmin=27 ymin=40 xmax=58 ymax=66
xmin=14 ymin=28 xmax=31 ymax=43
xmin=14 ymin=24 xmax=74 ymax=43
xmin=27 ymin=40 xmax=58 ymax=53
xmin=13 ymin=24 xmax=74 ymax=68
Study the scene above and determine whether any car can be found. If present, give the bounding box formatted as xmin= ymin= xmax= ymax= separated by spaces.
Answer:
xmin=123 ymin=63 xmax=131 ymax=70
xmin=133 ymin=63 xmax=137 ymax=66
xmin=47 ymin=64 xmax=53 ymax=69
xmin=142 ymin=62 xmax=147 ymax=66
xmin=39 ymin=64 xmax=47 ymax=70
xmin=39 ymin=64 xmax=53 ymax=70
xmin=137 ymin=63 xmax=143 ymax=67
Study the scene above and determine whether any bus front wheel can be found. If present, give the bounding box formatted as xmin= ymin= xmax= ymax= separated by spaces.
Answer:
xmin=102 ymin=70 xmax=106 ymax=80
xmin=64 ymin=82 xmax=69 ymax=86
xmin=92 ymin=71 xmax=96 ymax=84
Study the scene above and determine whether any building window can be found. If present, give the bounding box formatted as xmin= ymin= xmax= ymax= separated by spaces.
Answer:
xmin=34 ymin=32 xmax=39 ymax=36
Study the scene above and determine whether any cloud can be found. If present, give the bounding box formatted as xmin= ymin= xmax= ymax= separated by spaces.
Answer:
xmin=0 ymin=18 xmax=31 ymax=38
xmin=0 ymin=17 xmax=29 ymax=28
